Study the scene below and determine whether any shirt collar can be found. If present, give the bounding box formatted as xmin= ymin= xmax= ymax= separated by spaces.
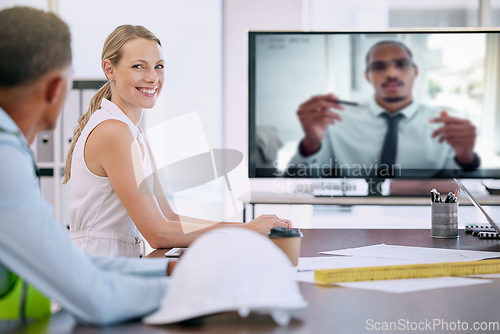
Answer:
xmin=100 ymin=98 xmax=140 ymax=126
xmin=100 ymin=98 xmax=118 ymax=114
xmin=368 ymin=96 xmax=418 ymax=118
xmin=0 ymin=107 xmax=28 ymax=146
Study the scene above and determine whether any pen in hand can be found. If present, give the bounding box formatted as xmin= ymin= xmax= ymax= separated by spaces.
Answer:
xmin=327 ymin=99 xmax=359 ymax=107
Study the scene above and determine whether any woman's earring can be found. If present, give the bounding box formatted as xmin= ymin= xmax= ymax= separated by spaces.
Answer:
xmin=109 ymin=78 xmax=115 ymax=84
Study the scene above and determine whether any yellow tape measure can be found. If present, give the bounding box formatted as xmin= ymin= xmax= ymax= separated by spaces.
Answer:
xmin=314 ymin=258 xmax=500 ymax=284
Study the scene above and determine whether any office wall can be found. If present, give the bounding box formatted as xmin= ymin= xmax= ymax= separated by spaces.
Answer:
xmin=0 ymin=0 xmax=46 ymax=10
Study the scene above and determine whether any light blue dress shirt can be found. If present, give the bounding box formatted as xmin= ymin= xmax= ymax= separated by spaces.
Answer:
xmin=289 ymin=98 xmax=477 ymax=178
xmin=0 ymin=107 xmax=170 ymax=325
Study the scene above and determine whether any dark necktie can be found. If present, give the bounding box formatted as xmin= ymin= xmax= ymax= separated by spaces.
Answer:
xmin=379 ymin=113 xmax=403 ymax=176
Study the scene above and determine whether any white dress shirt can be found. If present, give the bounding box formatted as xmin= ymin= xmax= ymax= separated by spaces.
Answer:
xmin=289 ymin=98 xmax=479 ymax=178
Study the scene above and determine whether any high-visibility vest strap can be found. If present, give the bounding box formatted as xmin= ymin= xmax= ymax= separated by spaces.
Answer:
xmin=0 ymin=275 xmax=22 ymax=319
xmin=0 ymin=272 xmax=50 ymax=320
xmin=25 ymin=283 xmax=51 ymax=320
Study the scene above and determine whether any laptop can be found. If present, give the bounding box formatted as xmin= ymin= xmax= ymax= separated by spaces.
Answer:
xmin=455 ymin=178 xmax=500 ymax=239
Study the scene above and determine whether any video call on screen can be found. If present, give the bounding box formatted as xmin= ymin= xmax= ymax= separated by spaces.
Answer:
xmin=249 ymin=31 xmax=500 ymax=179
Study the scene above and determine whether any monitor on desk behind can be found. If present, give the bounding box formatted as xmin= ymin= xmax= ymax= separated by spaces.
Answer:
xmin=248 ymin=30 xmax=500 ymax=194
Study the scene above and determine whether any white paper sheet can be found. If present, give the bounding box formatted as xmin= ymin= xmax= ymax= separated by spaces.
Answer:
xmin=294 ymin=244 xmax=500 ymax=293
xmin=298 ymin=256 xmax=428 ymax=272
xmin=337 ymin=277 xmax=491 ymax=293
xmin=319 ymin=244 xmax=500 ymax=263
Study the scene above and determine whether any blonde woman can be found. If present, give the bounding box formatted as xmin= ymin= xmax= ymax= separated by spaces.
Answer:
xmin=63 ymin=25 xmax=291 ymax=257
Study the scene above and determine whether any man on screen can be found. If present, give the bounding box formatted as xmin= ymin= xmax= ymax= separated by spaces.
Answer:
xmin=288 ymin=40 xmax=479 ymax=178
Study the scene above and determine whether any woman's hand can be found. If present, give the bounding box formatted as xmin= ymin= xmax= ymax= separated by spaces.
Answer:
xmin=244 ymin=214 xmax=292 ymax=235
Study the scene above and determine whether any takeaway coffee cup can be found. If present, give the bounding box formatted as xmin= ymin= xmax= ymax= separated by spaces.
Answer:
xmin=431 ymin=201 xmax=459 ymax=238
xmin=268 ymin=227 xmax=303 ymax=266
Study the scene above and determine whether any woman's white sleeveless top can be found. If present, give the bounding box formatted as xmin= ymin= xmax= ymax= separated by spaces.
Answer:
xmin=68 ymin=98 xmax=151 ymax=257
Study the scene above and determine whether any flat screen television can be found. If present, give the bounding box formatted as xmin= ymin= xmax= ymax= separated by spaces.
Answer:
xmin=248 ymin=30 xmax=500 ymax=187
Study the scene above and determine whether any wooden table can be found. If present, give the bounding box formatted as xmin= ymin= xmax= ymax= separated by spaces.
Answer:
xmin=66 ymin=229 xmax=500 ymax=333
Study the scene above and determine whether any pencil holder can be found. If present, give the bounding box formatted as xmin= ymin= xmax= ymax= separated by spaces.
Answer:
xmin=431 ymin=202 xmax=459 ymax=238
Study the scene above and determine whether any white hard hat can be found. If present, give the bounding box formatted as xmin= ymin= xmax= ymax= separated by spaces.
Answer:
xmin=143 ymin=227 xmax=307 ymax=326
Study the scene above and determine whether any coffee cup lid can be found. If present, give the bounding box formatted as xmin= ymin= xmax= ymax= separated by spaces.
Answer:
xmin=268 ymin=227 xmax=303 ymax=238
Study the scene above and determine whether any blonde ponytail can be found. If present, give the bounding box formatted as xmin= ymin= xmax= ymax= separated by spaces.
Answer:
xmin=62 ymin=82 xmax=111 ymax=184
